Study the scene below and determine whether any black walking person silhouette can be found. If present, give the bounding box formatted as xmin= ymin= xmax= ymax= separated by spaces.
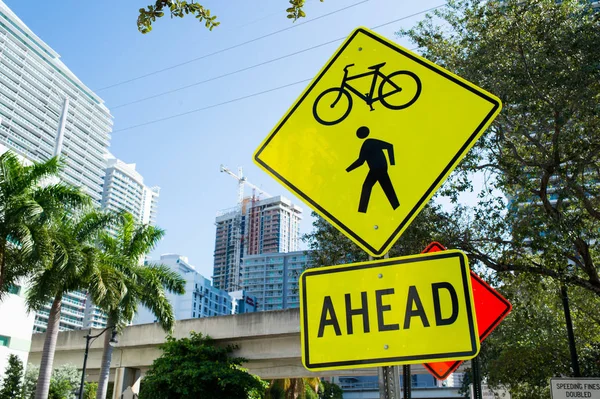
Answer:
xmin=346 ymin=126 xmax=400 ymax=213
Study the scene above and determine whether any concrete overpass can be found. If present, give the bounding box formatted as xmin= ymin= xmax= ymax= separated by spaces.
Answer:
xmin=29 ymin=309 xmax=464 ymax=398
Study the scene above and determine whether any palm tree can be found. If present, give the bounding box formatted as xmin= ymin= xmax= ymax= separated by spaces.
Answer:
xmin=0 ymin=151 xmax=88 ymax=298
xmin=95 ymin=213 xmax=185 ymax=399
xmin=26 ymin=209 xmax=122 ymax=399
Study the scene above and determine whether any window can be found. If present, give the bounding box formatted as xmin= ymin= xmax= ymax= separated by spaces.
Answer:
xmin=0 ymin=335 xmax=10 ymax=347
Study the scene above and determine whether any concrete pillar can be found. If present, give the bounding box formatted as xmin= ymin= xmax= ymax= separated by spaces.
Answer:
xmin=112 ymin=367 xmax=141 ymax=399
xmin=131 ymin=369 xmax=141 ymax=395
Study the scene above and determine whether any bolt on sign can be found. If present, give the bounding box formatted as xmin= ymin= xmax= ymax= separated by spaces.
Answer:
xmin=299 ymin=250 xmax=479 ymax=371
xmin=254 ymin=27 xmax=502 ymax=257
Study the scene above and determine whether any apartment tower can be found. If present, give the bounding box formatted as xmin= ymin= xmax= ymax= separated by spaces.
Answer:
xmin=213 ymin=195 xmax=302 ymax=292
xmin=0 ymin=1 xmax=112 ymax=204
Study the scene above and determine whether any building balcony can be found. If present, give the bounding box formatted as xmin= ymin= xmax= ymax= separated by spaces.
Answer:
xmin=61 ymin=307 xmax=85 ymax=318
xmin=33 ymin=320 xmax=47 ymax=330
xmin=59 ymin=317 xmax=84 ymax=328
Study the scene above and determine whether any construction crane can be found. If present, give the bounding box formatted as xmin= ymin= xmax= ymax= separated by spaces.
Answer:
xmin=218 ymin=165 xmax=271 ymax=292
xmin=219 ymin=164 xmax=271 ymax=204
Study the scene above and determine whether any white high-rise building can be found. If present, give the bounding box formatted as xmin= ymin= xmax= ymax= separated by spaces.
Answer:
xmin=0 ymin=1 xmax=112 ymax=205
xmin=102 ymin=154 xmax=160 ymax=226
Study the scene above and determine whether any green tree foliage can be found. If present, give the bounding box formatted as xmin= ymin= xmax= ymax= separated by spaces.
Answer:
xmin=478 ymin=274 xmax=600 ymax=398
xmin=397 ymin=0 xmax=600 ymax=297
xmin=83 ymin=382 xmax=97 ymax=399
xmin=138 ymin=0 xmax=324 ymax=33
xmin=23 ymin=364 xmax=81 ymax=399
xmin=138 ymin=332 xmax=266 ymax=399
xmin=318 ymin=381 xmax=343 ymax=399
xmin=22 ymin=364 xmax=38 ymax=399
xmin=304 ymin=381 xmax=319 ymax=399
xmin=0 ymin=354 xmax=24 ymax=399
xmin=0 ymin=151 xmax=89 ymax=299
xmin=48 ymin=364 xmax=80 ymax=399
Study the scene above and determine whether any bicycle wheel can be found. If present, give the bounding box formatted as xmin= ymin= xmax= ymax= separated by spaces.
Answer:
xmin=379 ymin=70 xmax=422 ymax=110
xmin=313 ymin=87 xmax=353 ymax=126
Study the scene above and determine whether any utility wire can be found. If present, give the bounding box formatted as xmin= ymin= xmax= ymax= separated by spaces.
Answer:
xmin=111 ymin=4 xmax=446 ymax=110
xmin=111 ymin=38 xmax=342 ymax=109
xmin=96 ymin=0 xmax=370 ymax=92
xmin=111 ymin=78 xmax=312 ymax=133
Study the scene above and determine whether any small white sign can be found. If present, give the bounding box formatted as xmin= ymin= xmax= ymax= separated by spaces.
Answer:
xmin=551 ymin=378 xmax=600 ymax=399
xmin=470 ymin=384 xmax=511 ymax=399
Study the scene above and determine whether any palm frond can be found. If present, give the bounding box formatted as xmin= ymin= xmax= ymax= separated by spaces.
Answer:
xmin=143 ymin=263 xmax=186 ymax=294
xmin=19 ymin=156 xmax=62 ymax=187
xmin=32 ymin=184 xmax=90 ymax=222
xmin=126 ymin=224 xmax=164 ymax=259
xmin=74 ymin=209 xmax=119 ymax=242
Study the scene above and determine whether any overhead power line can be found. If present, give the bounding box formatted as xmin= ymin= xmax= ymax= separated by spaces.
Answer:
xmin=96 ymin=0 xmax=370 ymax=92
xmin=111 ymin=38 xmax=342 ymax=109
xmin=111 ymin=78 xmax=312 ymax=133
xmin=111 ymin=4 xmax=447 ymax=110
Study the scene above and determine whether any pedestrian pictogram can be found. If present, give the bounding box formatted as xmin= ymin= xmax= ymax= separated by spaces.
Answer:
xmin=299 ymin=250 xmax=480 ymax=371
xmin=346 ymin=126 xmax=399 ymax=213
xmin=254 ymin=27 xmax=502 ymax=257
xmin=419 ymin=243 xmax=512 ymax=380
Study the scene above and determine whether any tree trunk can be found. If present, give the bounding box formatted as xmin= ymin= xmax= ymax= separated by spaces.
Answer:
xmin=34 ymin=294 xmax=62 ymax=399
xmin=96 ymin=315 xmax=116 ymax=399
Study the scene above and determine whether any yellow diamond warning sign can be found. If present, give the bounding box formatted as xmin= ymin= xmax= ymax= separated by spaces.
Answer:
xmin=254 ymin=27 xmax=502 ymax=257
xmin=300 ymin=250 xmax=479 ymax=371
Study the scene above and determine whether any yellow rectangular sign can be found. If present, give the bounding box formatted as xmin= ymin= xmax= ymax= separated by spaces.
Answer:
xmin=300 ymin=251 xmax=479 ymax=371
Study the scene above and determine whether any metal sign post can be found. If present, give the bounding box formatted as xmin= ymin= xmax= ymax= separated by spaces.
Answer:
xmin=379 ymin=365 xmax=402 ymax=399
xmin=471 ymin=356 xmax=483 ymax=399
xmin=402 ymin=365 xmax=412 ymax=399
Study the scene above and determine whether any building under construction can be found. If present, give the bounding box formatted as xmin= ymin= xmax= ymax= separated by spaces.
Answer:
xmin=213 ymin=166 xmax=303 ymax=292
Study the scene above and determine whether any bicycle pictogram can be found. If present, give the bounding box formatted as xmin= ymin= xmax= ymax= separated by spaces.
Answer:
xmin=312 ymin=62 xmax=422 ymax=126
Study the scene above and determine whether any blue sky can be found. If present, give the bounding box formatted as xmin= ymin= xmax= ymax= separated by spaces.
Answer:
xmin=5 ymin=0 xmax=446 ymax=278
